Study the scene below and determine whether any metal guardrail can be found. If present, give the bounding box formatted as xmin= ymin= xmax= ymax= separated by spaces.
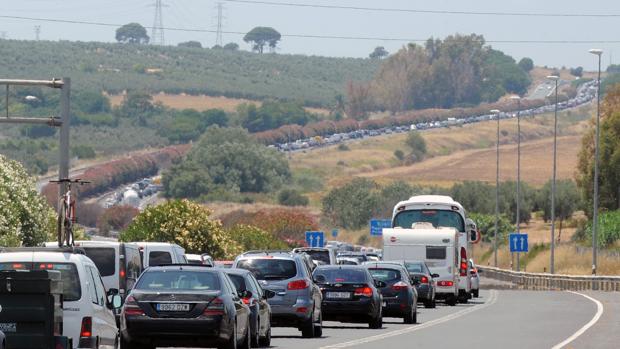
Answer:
xmin=479 ymin=266 xmax=620 ymax=292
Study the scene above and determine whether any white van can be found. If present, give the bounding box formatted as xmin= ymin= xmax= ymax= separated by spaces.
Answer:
xmin=392 ymin=195 xmax=478 ymax=303
xmin=0 ymin=248 xmax=120 ymax=348
xmin=383 ymin=225 xmax=459 ymax=305
xmin=135 ymin=242 xmax=187 ymax=269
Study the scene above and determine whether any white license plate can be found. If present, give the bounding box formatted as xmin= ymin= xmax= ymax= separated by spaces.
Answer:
xmin=157 ymin=303 xmax=190 ymax=312
xmin=326 ymin=292 xmax=351 ymax=299
xmin=0 ymin=323 xmax=16 ymax=333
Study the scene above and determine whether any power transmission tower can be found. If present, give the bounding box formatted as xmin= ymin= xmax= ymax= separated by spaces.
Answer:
xmin=151 ymin=0 xmax=165 ymax=45
xmin=215 ymin=2 xmax=225 ymax=46
xmin=35 ymin=25 xmax=41 ymax=41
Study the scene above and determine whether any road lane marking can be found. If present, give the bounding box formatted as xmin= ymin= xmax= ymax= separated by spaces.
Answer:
xmin=551 ymin=291 xmax=604 ymax=349
xmin=319 ymin=290 xmax=498 ymax=349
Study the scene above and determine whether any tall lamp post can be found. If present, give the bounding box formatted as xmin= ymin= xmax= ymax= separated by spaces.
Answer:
xmin=510 ymin=95 xmax=522 ymax=271
xmin=589 ymin=48 xmax=603 ymax=276
xmin=547 ymin=75 xmax=560 ymax=274
xmin=491 ymin=109 xmax=501 ymax=268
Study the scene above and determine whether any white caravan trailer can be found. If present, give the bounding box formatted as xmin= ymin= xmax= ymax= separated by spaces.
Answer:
xmin=391 ymin=195 xmax=479 ymax=303
xmin=383 ymin=224 xmax=459 ymax=305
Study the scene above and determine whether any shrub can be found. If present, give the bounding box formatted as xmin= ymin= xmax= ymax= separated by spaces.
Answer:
xmin=338 ymin=143 xmax=350 ymax=151
xmin=467 ymin=212 xmax=514 ymax=244
xmin=394 ymin=149 xmax=405 ymax=161
xmin=220 ymin=208 xmax=319 ymax=243
xmin=277 ymin=189 xmax=309 ymax=206
xmin=72 ymin=145 xmax=96 ymax=159
xmin=97 ymin=205 xmax=140 ymax=235
xmin=227 ymin=224 xmax=289 ymax=251
xmin=405 ymin=130 xmax=427 ymax=163
xmin=581 ymin=210 xmax=620 ymax=248
xmin=322 ymin=178 xmax=379 ymax=229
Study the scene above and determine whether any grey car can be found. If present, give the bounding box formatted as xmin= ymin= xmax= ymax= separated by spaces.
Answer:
xmin=234 ymin=251 xmax=323 ymax=338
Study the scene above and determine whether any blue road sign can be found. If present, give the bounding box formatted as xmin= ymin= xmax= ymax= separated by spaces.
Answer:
xmin=331 ymin=229 xmax=338 ymax=238
xmin=305 ymin=231 xmax=325 ymax=247
xmin=370 ymin=219 xmax=392 ymax=236
xmin=509 ymin=233 xmax=529 ymax=253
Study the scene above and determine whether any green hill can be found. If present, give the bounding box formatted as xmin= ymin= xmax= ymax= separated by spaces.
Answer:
xmin=0 ymin=40 xmax=380 ymax=106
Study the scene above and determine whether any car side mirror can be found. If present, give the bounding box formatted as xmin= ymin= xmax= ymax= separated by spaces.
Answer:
xmin=374 ymin=280 xmax=386 ymax=288
xmin=313 ymin=275 xmax=326 ymax=284
xmin=263 ymin=289 xmax=276 ymax=299
xmin=431 ymin=274 xmax=440 ymax=278
xmin=107 ymin=288 xmax=119 ymax=297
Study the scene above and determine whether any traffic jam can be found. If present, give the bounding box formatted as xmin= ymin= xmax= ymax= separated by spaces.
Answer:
xmin=0 ymin=195 xmax=482 ymax=348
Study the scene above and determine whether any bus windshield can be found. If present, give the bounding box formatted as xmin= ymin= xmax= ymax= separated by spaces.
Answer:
xmin=393 ymin=209 xmax=465 ymax=232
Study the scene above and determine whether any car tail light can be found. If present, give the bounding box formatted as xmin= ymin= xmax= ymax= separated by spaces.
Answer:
xmin=460 ymin=247 xmax=468 ymax=277
xmin=354 ymin=286 xmax=373 ymax=297
xmin=391 ymin=281 xmax=409 ymax=291
xmin=420 ymin=276 xmax=429 ymax=284
xmin=437 ymin=281 xmax=454 ymax=287
xmin=123 ymin=296 xmax=144 ymax=316
xmin=296 ymin=307 xmax=308 ymax=313
xmin=287 ymin=279 xmax=309 ymax=290
xmin=203 ymin=298 xmax=225 ymax=316
xmin=80 ymin=317 xmax=92 ymax=338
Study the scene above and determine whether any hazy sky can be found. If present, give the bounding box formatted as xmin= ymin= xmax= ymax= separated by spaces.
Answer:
xmin=2 ymin=0 xmax=619 ymax=70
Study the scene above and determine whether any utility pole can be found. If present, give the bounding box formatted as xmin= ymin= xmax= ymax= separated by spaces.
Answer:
xmin=35 ymin=25 xmax=41 ymax=41
xmin=215 ymin=2 xmax=224 ymax=47
xmin=589 ymin=49 xmax=603 ymax=277
xmin=548 ymin=75 xmax=560 ymax=274
xmin=151 ymin=0 xmax=165 ymax=45
xmin=491 ymin=109 xmax=501 ymax=268
xmin=511 ymin=96 xmax=522 ymax=272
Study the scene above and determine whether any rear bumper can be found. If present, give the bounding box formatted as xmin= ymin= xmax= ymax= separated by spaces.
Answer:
xmin=270 ymin=299 xmax=314 ymax=328
xmin=122 ymin=315 xmax=228 ymax=345
xmin=381 ymin=296 xmax=411 ymax=317
xmin=415 ymin=285 xmax=433 ymax=300
xmin=322 ymin=298 xmax=377 ymax=322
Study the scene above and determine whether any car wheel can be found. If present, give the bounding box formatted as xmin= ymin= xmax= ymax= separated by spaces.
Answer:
xmin=314 ymin=312 xmax=323 ymax=338
xmin=473 ymin=289 xmax=479 ymax=298
xmin=458 ymin=295 xmax=468 ymax=304
xmin=218 ymin=321 xmax=237 ymax=349
xmin=369 ymin=313 xmax=383 ymax=329
xmin=446 ymin=295 xmax=457 ymax=306
xmin=258 ymin=325 xmax=271 ymax=348
xmin=251 ymin=317 xmax=260 ymax=348
xmin=301 ymin=311 xmax=315 ymax=338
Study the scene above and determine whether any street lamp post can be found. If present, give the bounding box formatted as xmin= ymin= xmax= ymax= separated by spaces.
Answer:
xmin=491 ymin=109 xmax=501 ymax=268
xmin=547 ymin=75 xmax=560 ymax=275
xmin=510 ymin=96 xmax=522 ymax=271
xmin=589 ymin=48 xmax=603 ymax=276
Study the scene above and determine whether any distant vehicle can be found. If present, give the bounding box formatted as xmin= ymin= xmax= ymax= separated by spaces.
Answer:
xmin=121 ymin=189 xmax=140 ymax=207
xmin=337 ymin=252 xmax=369 ymax=264
xmin=135 ymin=242 xmax=187 ymax=269
xmin=234 ymin=251 xmax=323 ymax=338
xmin=469 ymin=259 xmax=481 ymax=298
xmin=383 ymin=226 xmax=459 ymax=306
xmin=292 ymin=247 xmax=337 ymax=265
xmin=0 ymin=248 xmax=121 ymax=348
xmin=214 ymin=260 xmax=234 ymax=268
xmin=224 ymin=268 xmax=275 ymax=347
xmin=400 ymin=260 xmax=437 ymax=308
xmin=186 ymin=254 xmax=207 ymax=265
xmin=337 ymin=257 xmax=360 ymax=265
xmin=201 ymin=254 xmax=215 ymax=267
xmin=365 ymin=262 xmax=418 ymax=324
xmin=120 ymin=265 xmax=251 ymax=349
xmin=312 ymin=265 xmax=383 ymax=329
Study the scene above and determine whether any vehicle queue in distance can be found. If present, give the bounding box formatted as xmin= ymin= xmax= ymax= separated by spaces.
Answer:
xmin=0 ymin=195 xmax=482 ymax=349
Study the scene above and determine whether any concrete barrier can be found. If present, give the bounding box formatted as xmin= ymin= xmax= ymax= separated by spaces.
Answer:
xmin=479 ymin=266 xmax=620 ymax=292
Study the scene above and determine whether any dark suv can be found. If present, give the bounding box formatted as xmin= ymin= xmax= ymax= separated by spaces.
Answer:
xmin=234 ymin=251 xmax=323 ymax=338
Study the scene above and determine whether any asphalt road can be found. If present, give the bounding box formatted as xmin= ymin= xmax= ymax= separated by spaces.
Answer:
xmin=162 ymin=286 xmax=619 ymax=349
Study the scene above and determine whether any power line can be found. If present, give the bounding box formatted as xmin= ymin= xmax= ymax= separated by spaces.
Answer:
xmin=215 ymin=2 xmax=224 ymax=47
xmin=2 ymin=14 xmax=620 ymax=44
xmin=221 ymin=0 xmax=620 ymax=18
xmin=151 ymin=0 xmax=165 ymax=45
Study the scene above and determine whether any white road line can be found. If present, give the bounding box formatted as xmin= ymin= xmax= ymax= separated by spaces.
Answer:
xmin=319 ymin=290 xmax=498 ymax=349
xmin=551 ymin=291 xmax=604 ymax=349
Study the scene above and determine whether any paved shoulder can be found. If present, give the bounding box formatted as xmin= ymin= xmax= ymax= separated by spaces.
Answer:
xmin=567 ymin=292 xmax=620 ymax=349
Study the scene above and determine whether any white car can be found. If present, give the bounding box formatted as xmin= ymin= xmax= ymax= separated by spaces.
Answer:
xmin=469 ymin=259 xmax=480 ymax=298
xmin=135 ymin=242 xmax=187 ymax=269
xmin=0 ymin=248 xmax=120 ymax=348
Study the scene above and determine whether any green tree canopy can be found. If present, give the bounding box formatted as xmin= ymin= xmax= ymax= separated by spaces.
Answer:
xmin=115 ymin=23 xmax=150 ymax=44
xmin=405 ymin=130 xmax=427 ymax=163
xmin=178 ymin=41 xmax=202 ymax=48
xmin=163 ymin=126 xmax=291 ymax=199
xmin=518 ymin=57 xmax=534 ymax=72
xmin=322 ymin=178 xmax=379 ymax=229
xmin=243 ymin=27 xmax=281 ymax=53
xmin=121 ymin=199 xmax=241 ymax=258
xmin=0 ymin=154 xmax=55 ymax=246
xmin=369 ymin=46 xmax=389 ymax=59
xmin=223 ymin=42 xmax=239 ymax=51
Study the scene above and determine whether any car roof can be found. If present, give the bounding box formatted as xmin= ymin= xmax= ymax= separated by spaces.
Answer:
xmin=365 ymin=262 xmax=408 ymax=270
xmin=315 ymin=265 xmax=366 ymax=271
xmin=223 ymin=268 xmax=253 ymax=276
xmin=0 ymin=250 xmax=90 ymax=264
xmin=145 ymin=264 xmax=219 ymax=272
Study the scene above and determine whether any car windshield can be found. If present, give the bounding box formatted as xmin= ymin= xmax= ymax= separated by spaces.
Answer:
xmin=135 ymin=270 xmax=220 ymax=291
xmin=313 ymin=268 xmax=367 ymax=284
xmin=404 ymin=263 xmax=425 ymax=273
xmin=393 ymin=209 xmax=465 ymax=232
xmin=236 ymin=259 xmax=297 ymax=280
xmin=368 ymin=268 xmax=402 ymax=282
xmin=82 ymin=247 xmax=116 ymax=276
xmin=298 ymin=250 xmax=330 ymax=264
xmin=0 ymin=262 xmax=81 ymax=301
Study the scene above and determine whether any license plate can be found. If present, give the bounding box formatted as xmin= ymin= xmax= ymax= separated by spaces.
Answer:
xmin=0 ymin=323 xmax=16 ymax=333
xmin=156 ymin=303 xmax=190 ymax=312
xmin=326 ymin=291 xmax=351 ymax=299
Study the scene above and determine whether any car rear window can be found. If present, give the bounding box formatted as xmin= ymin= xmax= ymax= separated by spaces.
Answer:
xmin=82 ymin=247 xmax=116 ymax=276
xmin=149 ymin=251 xmax=172 ymax=266
xmin=227 ymin=274 xmax=247 ymax=292
xmin=0 ymin=262 xmax=81 ymax=301
xmin=404 ymin=263 xmax=424 ymax=273
xmin=236 ymin=259 xmax=297 ymax=280
xmin=368 ymin=268 xmax=402 ymax=282
xmin=426 ymin=246 xmax=447 ymax=260
xmin=313 ymin=268 xmax=367 ymax=284
xmin=299 ymin=250 xmax=330 ymax=264
xmin=136 ymin=270 xmax=220 ymax=291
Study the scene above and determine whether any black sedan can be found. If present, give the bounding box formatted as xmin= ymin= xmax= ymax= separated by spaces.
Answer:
xmin=312 ymin=265 xmax=384 ymax=329
xmin=225 ymin=268 xmax=276 ymax=348
xmin=366 ymin=262 xmax=418 ymax=324
xmin=402 ymin=260 xmax=438 ymax=308
xmin=120 ymin=265 xmax=251 ymax=349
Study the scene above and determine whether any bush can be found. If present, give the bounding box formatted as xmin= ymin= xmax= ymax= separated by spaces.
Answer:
xmin=277 ymin=189 xmax=309 ymax=206
xmin=72 ymin=145 xmax=96 ymax=159
xmin=121 ymin=199 xmax=241 ymax=258
xmin=394 ymin=149 xmax=405 ymax=161
xmin=467 ymin=213 xmax=514 ymax=244
xmin=220 ymin=208 xmax=319 ymax=243
xmin=227 ymin=224 xmax=289 ymax=251
xmin=97 ymin=205 xmax=140 ymax=235
xmin=337 ymin=144 xmax=350 ymax=151
xmin=405 ymin=130 xmax=427 ymax=163
xmin=322 ymin=178 xmax=379 ymax=229
xmin=20 ymin=125 xmax=56 ymax=138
